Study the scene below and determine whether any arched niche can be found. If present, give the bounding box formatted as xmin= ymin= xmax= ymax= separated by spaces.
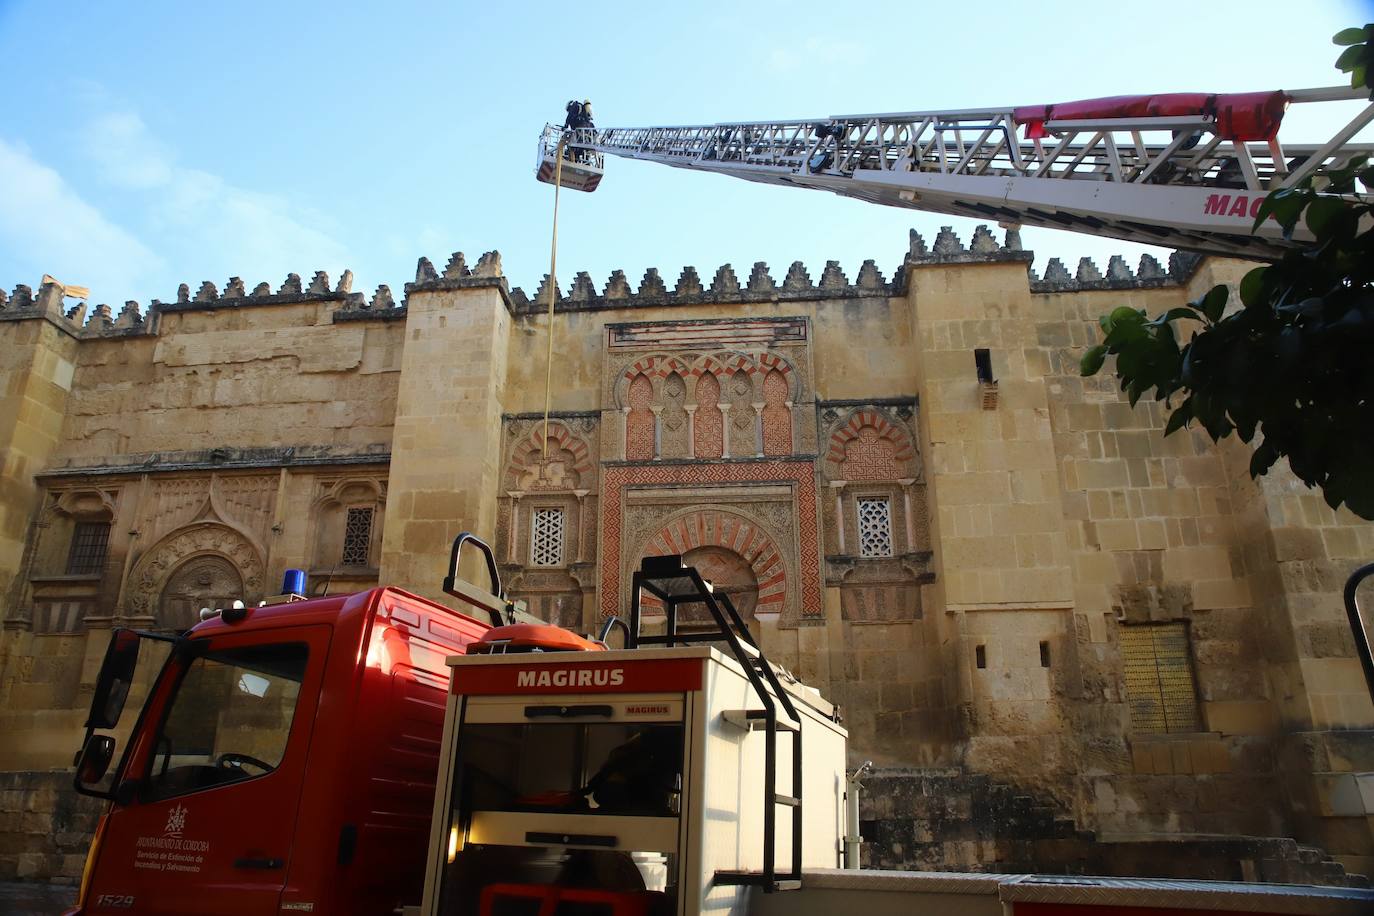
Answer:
xmin=158 ymin=555 xmax=245 ymax=631
xmin=312 ymin=478 xmax=386 ymax=572
xmin=125 ymin=522 xmax=264 ymax=626
xmin=34 ymin=487 xmax=118 ymax=577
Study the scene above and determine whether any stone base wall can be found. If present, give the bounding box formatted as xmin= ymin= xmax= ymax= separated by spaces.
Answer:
xmin=860 ymin=767 xmax=1368 ymax=887
xmin=0 ymin=771 xmax=104 ymax=884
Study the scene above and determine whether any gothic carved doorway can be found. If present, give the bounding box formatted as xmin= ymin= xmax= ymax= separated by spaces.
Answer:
xmin=158 ymin=556 xmax=244 ymax=630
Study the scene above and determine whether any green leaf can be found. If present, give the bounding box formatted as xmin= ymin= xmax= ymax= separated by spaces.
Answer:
xmin=1200 ymin=285 xmax=1228 ymax=323
xmin=1163 ymin=403 xmax=1193 ymax=437
xmin=1333 ymin=26 xmax=1368 ymax=45
xmin=1239 ymin=267 xmax=1268 ymax=307
xmin=1148 ymin=307 xmax=1202 ymax=327
xmin=1249 ymin=441 xmax=1280 ymax=477
xmin=1336 ymin=43 xmax=1367 ymax=71
xmin=1109 ymin=306 xmax=1143 ymax=326
xmin=1268 ymin=190 xmax=1310 ymax=231
xmin=1079 ymin=345 xmax=1107 ymax=377
xmin=1306 ymin=197 xmax=1351 ymax=240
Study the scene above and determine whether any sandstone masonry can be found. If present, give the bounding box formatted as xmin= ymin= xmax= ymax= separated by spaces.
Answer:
xmin=1 ymin=230 xmax=1371 ymax=884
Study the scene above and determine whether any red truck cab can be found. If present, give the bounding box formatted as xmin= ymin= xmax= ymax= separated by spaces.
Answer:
xmin=67 ymin=585 xmax=490 ymax=915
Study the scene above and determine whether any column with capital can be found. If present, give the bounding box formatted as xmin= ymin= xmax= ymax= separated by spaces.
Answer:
xmin=573 ymin=489 xmax=590 ymax=563
xmin=506 ymin=492 xmax=523 ymax=563
xmin=898 ymin=479 xmax=916 ymax=552
xmin=828 ymin=480 xmax=847 ymax=554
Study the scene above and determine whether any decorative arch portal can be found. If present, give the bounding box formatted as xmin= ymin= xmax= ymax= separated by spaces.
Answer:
xmin=125 ymin=522 xmax=264 ymax=626
xmin=639 ymin=509 xmax=787 ymax=622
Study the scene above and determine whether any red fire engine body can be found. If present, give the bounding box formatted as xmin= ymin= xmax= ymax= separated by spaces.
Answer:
xmin=63 ymin=546 xmax=1374 ymax=916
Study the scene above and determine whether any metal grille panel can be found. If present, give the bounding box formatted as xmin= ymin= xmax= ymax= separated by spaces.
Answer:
xmin=857 ymin=498 xmax=893 ymax=558
xmin=530 ymin=508 xmax=565 ymax=567
xmin=1120 ymin=623 xmax=1202 ymax=734
xmin=341 ymin=507 xmax=374 ymax=567
xmin=66 ymin=522 xmax=110 ymax=575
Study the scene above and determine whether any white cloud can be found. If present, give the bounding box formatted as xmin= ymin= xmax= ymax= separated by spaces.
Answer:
xmin=83 ymin=110 xmax=351 ymax=293
xmin=0 ymin=137 xmax=165 ymax=300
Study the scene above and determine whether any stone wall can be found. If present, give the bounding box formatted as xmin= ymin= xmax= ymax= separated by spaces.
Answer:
xmin=0 ymin=770 xmax=104 ymax=883
xmin=2 ymin=229 xmax=1371 ymax=885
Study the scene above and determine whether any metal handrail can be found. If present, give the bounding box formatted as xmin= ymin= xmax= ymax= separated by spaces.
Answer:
xmin=1343 ymin=562 xmax=1374 ymax=700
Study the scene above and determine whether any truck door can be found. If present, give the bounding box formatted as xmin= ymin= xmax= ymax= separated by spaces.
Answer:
xmin=90 ymin=625 xmax=329 ymax=915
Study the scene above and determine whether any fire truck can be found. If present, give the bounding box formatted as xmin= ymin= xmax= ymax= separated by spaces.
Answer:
xmin=67 ymin=537 xmax=1374 ymax=915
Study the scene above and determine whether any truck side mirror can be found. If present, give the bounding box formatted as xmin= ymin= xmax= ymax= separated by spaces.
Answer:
xmin=76 ymin=734 xmax=116 ymax=786
xmin=86 ymin=628 xmax=140 ymax=730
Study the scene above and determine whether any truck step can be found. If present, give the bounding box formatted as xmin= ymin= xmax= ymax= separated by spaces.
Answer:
xmin=722 ymin=709 xmax=799 ymax=732
xmin=715 ymin=870 xmax=802 ymax=891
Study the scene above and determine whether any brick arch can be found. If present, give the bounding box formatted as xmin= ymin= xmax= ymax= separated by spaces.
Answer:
xmin=755 ymin=351 xmax=801 ymax=399
xmin=690 ymin=354 xmax=728 ymax=380
xmin=826 ymin=409 xmax=916 ymax=478
xmin=615 ymin=354 xmax=692 ymax=398
xmin=640 ymin=509 xmax=787 ymax=618
xmin=507 ymin=421 xmax=594 ymax=489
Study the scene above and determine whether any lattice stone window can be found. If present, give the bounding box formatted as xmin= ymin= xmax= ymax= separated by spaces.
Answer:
xmin=341 ymin=507 xmax=374 ymax=567
xmin=530 ymin=508 xmax=566 ymax=567
xmin=1120 ymin=622 xmax=1203 ymax=734
xmin=66 ymin=521 xmax=111 ymax=575
xmin=856 ymin=497 xmax=893 ymax=558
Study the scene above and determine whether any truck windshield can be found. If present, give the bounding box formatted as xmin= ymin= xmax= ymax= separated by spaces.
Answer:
xmin=142 ymin=642 xmax=308 ymax=802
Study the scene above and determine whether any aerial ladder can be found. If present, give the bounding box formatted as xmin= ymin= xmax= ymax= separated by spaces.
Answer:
xmin=536 ymin=86 xmax=1374 ymax=258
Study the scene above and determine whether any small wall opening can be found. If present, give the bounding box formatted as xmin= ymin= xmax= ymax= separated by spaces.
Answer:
xmin=975 ymin=644 xmax=987 ymax=669
xmin=974 ymin=348 xmax=994 ymax=383
xmin=1039 ymin=640 xmax=1051 ymax=668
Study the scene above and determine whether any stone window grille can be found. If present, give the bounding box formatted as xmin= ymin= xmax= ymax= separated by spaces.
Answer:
xmin=66 ymin=521 xmax=111 ymax=575
xmin=530 ymin=507 xmax=565 ymax=567
xmin=856 ymin=497 xmax=893 ymax=558
xmin=1120 ymin=622 xmax=1203 ymax=734
xmin=341 ymin=507 xmax=374 ymax=567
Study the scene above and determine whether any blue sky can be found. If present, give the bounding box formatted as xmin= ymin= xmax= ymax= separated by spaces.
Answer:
xmin=1 ymin=0 xmax=1371 ymax=309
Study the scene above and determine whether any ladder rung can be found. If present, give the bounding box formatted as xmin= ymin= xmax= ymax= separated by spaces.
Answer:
xmin=774 ymin=794 xmax=800 ymax=807
xmin=745 ymin=708 xmax=799 ymax=731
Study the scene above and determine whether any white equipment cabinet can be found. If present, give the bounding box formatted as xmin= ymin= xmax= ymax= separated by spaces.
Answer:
xmin=419 ymin=558 xmax=847 ymax=916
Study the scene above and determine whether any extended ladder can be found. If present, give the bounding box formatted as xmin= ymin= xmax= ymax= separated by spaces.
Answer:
xmin=626 ymin=555 xmax=804 ymax=892
xmin=562 ymin=86 xmax=1374 ymax=259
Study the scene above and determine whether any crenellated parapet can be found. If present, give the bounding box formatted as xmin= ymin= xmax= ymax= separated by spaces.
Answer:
xmin=156 ymin=269 xmax=367 ymax=323
xmin=1028 ymin=250 xmax=1202 ymax=292
xmin=1 ymin=268 xmax=395 ymax=339
xmin=507 ymin=252 xmax=895 ymax=315
xmin=402 ymin=250 xmax=511 ymax=313
xmin=2 ymin=235 xmax=1215 ymax=343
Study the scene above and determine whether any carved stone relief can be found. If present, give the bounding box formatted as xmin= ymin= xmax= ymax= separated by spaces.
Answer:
xmin=158 ymin=556 xmax=245 ymax=631
xmin=125 ymin=521 xmax=264 ymax=624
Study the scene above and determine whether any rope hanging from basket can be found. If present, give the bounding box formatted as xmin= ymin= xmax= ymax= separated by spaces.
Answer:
xmin=541 ymin=135 xmax=567 ymax=460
